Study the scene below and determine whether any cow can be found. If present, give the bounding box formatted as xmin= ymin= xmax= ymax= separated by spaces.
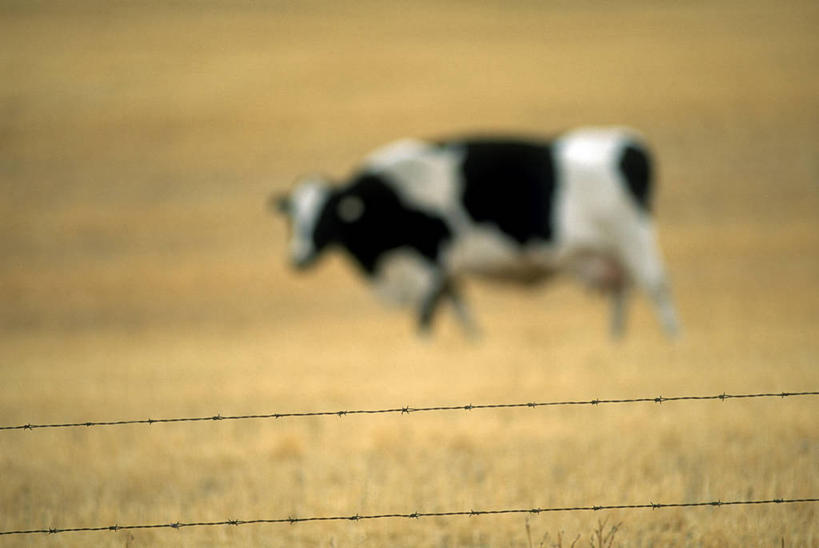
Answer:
xmin=272 ymin=127 xmax=680 ymax=338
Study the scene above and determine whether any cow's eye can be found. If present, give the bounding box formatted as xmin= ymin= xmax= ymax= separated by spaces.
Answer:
xmin=337 ymin=196 xmax=365 ymax=223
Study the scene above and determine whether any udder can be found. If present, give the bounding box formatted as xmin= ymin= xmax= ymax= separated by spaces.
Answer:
xmin=571 ymin=251 xmax=626 ymax=292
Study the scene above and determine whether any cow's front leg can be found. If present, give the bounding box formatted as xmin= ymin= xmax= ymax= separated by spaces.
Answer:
xmin=417 ymin=277 xmax=480 ymax=338
xmin=447 ymin=282 xmax=481 ymax=338
xmin=417 ymin=276 xmax=450 ymax=335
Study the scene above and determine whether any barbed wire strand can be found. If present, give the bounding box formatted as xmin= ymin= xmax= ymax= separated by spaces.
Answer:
xmin=1 ymin=498 xmax=815 ymax=536
xmin=1 ymin=391 xmax=816 ymax=432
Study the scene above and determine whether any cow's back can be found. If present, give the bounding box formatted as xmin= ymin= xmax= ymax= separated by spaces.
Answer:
xmin=357 ymin=130 xmax=652 ymax=274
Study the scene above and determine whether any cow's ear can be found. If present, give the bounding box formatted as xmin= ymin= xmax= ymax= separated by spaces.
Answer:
xmin=269 ymin=193 xmax=290 ymax=215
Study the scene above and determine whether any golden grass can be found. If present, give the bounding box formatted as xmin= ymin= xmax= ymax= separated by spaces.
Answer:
xmin=1 ymin=1 xmax=818 ymax=546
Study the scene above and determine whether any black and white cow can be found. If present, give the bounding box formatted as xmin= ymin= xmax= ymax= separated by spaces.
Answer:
xmin=273 ymin=127 xmax=679 ymax=337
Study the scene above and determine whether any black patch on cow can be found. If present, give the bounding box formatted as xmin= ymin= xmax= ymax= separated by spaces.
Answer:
xmin=618 ymin=143 xmax=652 ymax=212
xmin=455 ymin=139 xmax=556 ymax=244
xmin=318 ymin=173 xmax=452 ymax=275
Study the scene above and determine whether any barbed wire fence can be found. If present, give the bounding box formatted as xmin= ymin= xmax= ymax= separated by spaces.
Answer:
xmin=1 ymin=389 xmax=817 ymax=537
xmin=1 ymin=391 xmax=816 ymax=432
xmin=2 ymin=498 xmax=817 ymax=536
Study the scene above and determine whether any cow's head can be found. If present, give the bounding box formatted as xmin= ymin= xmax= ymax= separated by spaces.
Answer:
xmin=271 ymin=175 xmax=336 ymax=269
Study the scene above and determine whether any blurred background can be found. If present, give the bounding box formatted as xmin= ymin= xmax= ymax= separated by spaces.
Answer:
xmin=1 ymin=1 xmax=817 ymax=546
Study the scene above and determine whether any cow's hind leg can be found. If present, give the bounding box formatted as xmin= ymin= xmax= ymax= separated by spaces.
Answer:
xmin=610 ymin=285 xmax=629 ymax=339
xmin=573 ymin=251 xmax=630 ymax=338
xmin=615 ymin=221 xmax=680 ymax=338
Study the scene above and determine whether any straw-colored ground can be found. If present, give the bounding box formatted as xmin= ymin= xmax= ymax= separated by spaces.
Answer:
xmin=1 ymin=1 xmax=817 ymax=546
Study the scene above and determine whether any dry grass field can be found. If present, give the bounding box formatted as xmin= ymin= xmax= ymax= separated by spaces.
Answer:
xmin=1 ymin=1 xmax=818 ymax=546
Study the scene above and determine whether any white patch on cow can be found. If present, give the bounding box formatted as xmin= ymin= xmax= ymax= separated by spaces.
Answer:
xmin=557 ymin=127 xmax=639 ymax=166
xmin=288 ymin=177 xmax=330 ymax=265
xmin=364 ymin=139 xmax=463 ymax=215
xmin=364 ymin=139 xmax=428 ymax=168
xmin=553 ymin=128 xmax=640 ymax=253
xmin=373 ymin=248 xmax=437 ymax=307
xmin=337 ymin=195 xmax=364 ymax=223
xmin=443 ymin=227 xmax=555 ymax=282
xmin=445 ymin=228 xmax=518 ymax=274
